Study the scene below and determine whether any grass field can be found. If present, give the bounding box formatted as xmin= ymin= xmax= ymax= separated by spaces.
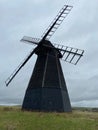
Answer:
xmin=0 ymin=106 xmax=98 ymax=130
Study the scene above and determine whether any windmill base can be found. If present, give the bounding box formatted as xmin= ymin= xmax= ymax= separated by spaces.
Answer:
xmin=22 ymin=87 xmax=72 ymax=112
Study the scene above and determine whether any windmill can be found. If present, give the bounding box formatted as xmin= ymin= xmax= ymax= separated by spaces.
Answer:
xmin=5 ymin=5 xmax=84 ymax=112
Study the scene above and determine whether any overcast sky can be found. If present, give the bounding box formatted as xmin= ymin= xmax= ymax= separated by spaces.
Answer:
xmin=0 ymin=0 xmax=98 ymax=107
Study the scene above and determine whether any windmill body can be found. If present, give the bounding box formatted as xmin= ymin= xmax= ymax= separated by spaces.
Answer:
xmin=22 ymin=40 xmax=71 ymax=112
xmin=5 ymin=5 xmax=84 ymax=112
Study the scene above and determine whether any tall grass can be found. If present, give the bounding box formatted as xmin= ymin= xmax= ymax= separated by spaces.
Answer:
xmin=0 ymin=106 xmax=98 ymax=130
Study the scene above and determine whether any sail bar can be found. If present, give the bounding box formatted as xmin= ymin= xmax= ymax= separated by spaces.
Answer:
xmin=20 ymin=36 xmax=41 ymax=45
xmin=5 ymin=49 xmax=36 ymax=86
xmin=53 ymin=43 xmax=84 ymax=65
xmin=41 ymin=5 xmax=73 ymax=40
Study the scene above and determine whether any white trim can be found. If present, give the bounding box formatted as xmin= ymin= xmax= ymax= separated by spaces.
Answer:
xmin=42 ymin=54 xmax=48 ymax=87
xmin=56 ymin=54 xmax=62 ymax=88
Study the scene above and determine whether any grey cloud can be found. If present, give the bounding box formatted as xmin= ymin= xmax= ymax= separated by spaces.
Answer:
xmin=0 ymin=0 xmax=98 ymax=108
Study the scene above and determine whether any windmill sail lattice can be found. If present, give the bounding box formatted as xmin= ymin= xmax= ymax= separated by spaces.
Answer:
xmin=41 ymin=5 xmax=73 ymax=40
xmin=53 ymin=43 xmax=84 ymax=64
xmin=20 ymin=37 xmax=84 ymax=65
xmin=5 ymin=49 xmax=36 ymax=86
xmin=20 ymin=36 xmax=41 ymax=45
xmin=5 ymin=5 xmax=84 ymax=112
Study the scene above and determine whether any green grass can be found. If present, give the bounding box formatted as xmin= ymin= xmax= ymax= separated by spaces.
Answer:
xmin=0 ymin=106 xmax=98 ymax=130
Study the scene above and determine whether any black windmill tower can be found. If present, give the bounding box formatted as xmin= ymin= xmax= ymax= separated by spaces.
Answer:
xmin=5 ymin=5 xmax=84 ymax=112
